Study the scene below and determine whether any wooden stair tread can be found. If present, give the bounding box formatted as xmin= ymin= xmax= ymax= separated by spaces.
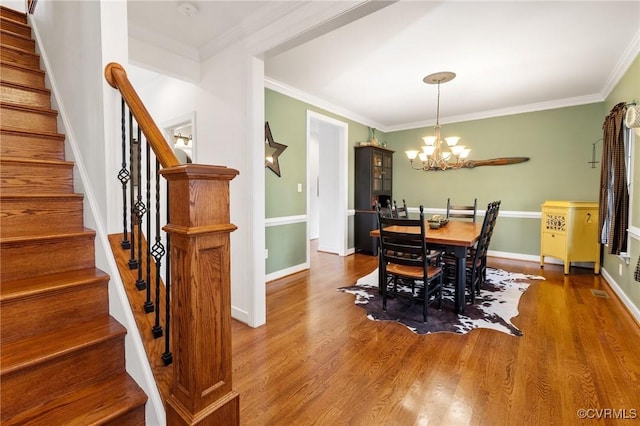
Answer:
xmin=0 ymin=267 xmax=109 ymax=302
xmin=0 ymin=316 xmax=126 ymax=375
xmin=0 ymin=228 xmax=96 ymax=244
xmin=0 ymin=156 xmax=73 ymax=167
xmin=0 ymin=43 xmax=39 ymax=67
xmin=0 ymin=16 xmax=29 ymax=29
xmin=0 ymin=125 xmax=65 ymax=140
xmin=0 ymin=101 xmax=56 ymax=115
xmin=0 ymin=79 xmax=50 ymax=95
xmin=0 ymin=28 xmax=32 ymax=42
xmin=0 ymin=192 xmax=83 ymax=201
xmin=0 ymin=16 xmax=31 ymax=39
xmin=0 ymin=43 xmax=38 ymax=56
xmin=0 ymin=6 xmax=27 ymax=24
xmin=2 ymin=373 xmax=147 ymax=426
xmin=0 ymin=28 xmax=35 ymax=51
xmin=0 ymin=60 xmax=45 ymax=75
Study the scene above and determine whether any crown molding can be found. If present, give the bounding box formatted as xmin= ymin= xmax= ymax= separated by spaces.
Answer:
xmin=266 ymin=76 xmax=606 ymax=134
xmin=601 ymin=29 xmax=640 ymax=99
xmin=128 ymin=25 xmax=200 ymax=61
xmin=264 ymin=77 xmax=386 ymax=130
xmin=385 ymin=93 xmax=605 ymax=132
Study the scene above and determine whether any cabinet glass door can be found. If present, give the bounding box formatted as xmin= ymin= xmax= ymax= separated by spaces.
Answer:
xmin=372 ymin=152 xmax=383 ymax=192
xmin=382 ymin=153 xmax=392 ymax=192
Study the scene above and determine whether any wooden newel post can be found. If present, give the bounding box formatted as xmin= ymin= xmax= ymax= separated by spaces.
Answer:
xmin=160 ymin=164 xmax=240 ymax=425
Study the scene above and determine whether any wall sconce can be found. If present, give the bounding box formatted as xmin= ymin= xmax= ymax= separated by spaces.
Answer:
xmin=173 ymin=133 xmax=191 ymax=147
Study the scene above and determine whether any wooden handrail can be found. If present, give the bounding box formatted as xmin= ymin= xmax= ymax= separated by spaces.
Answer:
xmin=104 ymin=62 xmax=179 ymax=169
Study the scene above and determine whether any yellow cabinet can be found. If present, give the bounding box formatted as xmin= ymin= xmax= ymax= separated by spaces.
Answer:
xmin=540 ymin=201 xmax=600 ymax=275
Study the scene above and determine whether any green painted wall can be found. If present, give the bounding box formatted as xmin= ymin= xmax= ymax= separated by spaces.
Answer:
xmin=488 ymin=217 xmax=541 ymax=256
xmin=264 ymin=90 xmax=308 ymax=218
xmin=265 ymin=88 xmax=379 ymax=275
xmin=386 ymin=104 xmax=604 ymax=213
xmin=602 ymin=54 xmax=640 ymax=312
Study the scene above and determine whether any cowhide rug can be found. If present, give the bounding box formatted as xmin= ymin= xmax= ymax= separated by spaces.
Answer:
xmin=339 ymin=267 xmax=544 ymax=336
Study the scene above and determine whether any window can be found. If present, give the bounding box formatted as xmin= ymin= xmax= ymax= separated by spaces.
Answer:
xmin=619 ymin=125 xmax=635 ymax=258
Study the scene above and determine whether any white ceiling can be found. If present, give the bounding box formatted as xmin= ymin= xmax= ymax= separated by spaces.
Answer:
xmin=128 ymin=1 xmax=640 ymax=132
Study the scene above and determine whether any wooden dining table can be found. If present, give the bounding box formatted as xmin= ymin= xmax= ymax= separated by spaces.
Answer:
xmin=370 ymin=220 xmax=483 ymax=314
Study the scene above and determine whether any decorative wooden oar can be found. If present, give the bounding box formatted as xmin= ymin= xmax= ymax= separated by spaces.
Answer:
xmin=462 ymin=157 xmax=529 ymax=169
xmin=409 ymin=156 xmax=530 ymax=171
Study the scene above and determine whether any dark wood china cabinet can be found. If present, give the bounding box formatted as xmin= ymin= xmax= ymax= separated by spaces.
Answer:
xmin=354 ymin=146 xmax=393 ymax=254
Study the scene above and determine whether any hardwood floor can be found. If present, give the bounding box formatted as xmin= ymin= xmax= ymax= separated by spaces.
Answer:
xmin=232 ymin=245 xmax=640 ymax=425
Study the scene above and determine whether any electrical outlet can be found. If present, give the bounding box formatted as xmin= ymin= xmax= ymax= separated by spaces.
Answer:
xmin=265 ymin=249 xmax=269 ymax=259
xmin=619 ymin=263 xmax=623 ymax=276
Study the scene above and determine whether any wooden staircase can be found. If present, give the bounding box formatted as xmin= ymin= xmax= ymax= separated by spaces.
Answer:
xmin=0 ymin=6 xmax=148 ymax=424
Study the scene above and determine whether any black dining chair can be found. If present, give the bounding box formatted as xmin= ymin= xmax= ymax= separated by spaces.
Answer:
xmin=443 ymin=201 xmax=499 ymax=304
xmin=384 ymin=200 xmax=394 ymax=218
xmin=375 ymin=201 xmax=395 ymax=238
xmin=378 ymin=205 xmax=444 ymax=322
xmin=446 ymin=198 xmax=478 ymax=222
xmin=468 ymin=201 xmax=499 ymax=300
xmin=375 ymin=201 xmax=394 ymax=221
xmin=393 ymin=199 xmax=409 ymax=218
xmin=477 ymin=200 xmax=500 ymax=284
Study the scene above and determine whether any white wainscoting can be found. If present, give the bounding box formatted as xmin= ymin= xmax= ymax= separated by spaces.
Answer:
xmin=265 ymin=215 xmax=309 ymax=282
xmin=265 ymin=215 xmax=307 ymax=227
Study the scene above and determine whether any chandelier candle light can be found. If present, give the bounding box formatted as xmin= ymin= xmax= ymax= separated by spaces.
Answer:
xmin=406 ymin=71 xmax=471 ymax=171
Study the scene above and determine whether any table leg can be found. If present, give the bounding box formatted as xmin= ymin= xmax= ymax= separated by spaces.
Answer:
xmin=376 ymin=238 xmax=383 ymax=294
xmin=452 ymin=245 xmax=467 ymax=314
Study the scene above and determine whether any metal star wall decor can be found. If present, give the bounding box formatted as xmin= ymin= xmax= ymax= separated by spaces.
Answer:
xmin=265 ymin=121 xmax=287 ymax=177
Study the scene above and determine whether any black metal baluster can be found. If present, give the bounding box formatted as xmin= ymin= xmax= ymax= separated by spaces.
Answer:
xmin=144 ymin=138 xmax=153 ymax=313
xmin=152 ymin=158 xmax=164 ymax=339
xmin=117 ymin=97 xmax=131 ymax=250
xmin=134 ymin=125 xmax=147 ymax=291
xmin=128 ymin=110 xmax=138 ymax=270
xmin=162 ymin=190 xmax=173 ymax=366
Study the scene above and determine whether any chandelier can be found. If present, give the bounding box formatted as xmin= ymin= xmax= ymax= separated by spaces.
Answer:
xmin=405 ymin=71 xmax=471 ymax=171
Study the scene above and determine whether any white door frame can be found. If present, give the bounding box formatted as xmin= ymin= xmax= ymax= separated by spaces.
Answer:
xmin=306 ymin=110 xmax=348 ymax=257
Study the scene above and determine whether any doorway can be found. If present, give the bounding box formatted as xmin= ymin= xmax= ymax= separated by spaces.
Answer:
xmin=161 ymin=112 xmax=196 ymax=164
xmin=306 ymin=111 xmax=348 ymax=256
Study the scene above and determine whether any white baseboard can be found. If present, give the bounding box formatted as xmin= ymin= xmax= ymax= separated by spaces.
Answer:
xmin=266 ymin=262 xmax=309 ymax=282
xmin=488 ymin=250 xmax=541 ymax=263
xmin=231 ymin=306 xmax=249 ymax=324
xmin=317 ymin=245 xmax=339 ymax=254
xmin=488 ymin=250 xmax=595 ymax=270
xmin=601 ymin=268 xmax=640 ymax=326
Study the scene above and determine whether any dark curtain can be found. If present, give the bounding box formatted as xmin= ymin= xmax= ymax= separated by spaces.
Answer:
xmin=598 ymin=102 xmax=629 ymax=255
